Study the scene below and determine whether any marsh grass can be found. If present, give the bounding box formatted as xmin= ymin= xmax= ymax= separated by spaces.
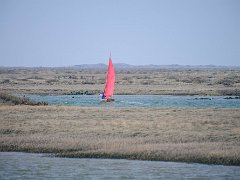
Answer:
xmin=1 ymin=68 xmax=239 ymax=95
xmin=0 ymin=106 xmax=239 ymax=165
xmin=1 ymin=67 xmax=240 ymax=165
xmin=0 ymin=93 xmax=48 ymax=105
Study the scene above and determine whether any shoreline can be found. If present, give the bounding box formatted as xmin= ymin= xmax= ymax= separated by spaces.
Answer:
xmin=1 ymin=105 xmax=239 ymax=166
xmin=7 ymin=92 xmax=240 ymax=97
xmin=1 ymin=151 xmax=240 ymax=167
xmin=3 ymin=90 xmax=240 ymax=96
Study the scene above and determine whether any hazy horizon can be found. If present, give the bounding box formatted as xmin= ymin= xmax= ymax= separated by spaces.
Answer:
xmin=1 ymin=0 xmax=240 ymax=67
xmin=1 ymin=63 xmax=240 ymax=68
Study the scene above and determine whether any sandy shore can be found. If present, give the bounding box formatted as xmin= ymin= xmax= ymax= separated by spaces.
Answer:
xmin=1 ymin=105 xmax=239 ymax=165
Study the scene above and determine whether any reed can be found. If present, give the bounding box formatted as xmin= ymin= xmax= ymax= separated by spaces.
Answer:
xmin=0 ymin=106 xmax=239 ymax=165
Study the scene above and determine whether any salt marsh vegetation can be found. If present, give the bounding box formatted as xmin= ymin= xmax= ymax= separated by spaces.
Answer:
xmin=0 ymin=67 xmax=239 ymax=96
xmin=0 ymin=106 xmax=239 ymax=165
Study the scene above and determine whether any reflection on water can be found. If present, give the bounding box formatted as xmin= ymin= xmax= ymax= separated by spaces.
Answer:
xmin=1 ymin=152 xmax=240 ymax=179
xmin=24 ymin=95 xmax=240 ymax=108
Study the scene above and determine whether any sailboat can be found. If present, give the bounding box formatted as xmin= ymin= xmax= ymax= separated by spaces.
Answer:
xmin=100 ymin=55 xmax=115 ymax=102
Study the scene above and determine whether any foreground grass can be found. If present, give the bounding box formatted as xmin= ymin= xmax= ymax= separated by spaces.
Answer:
xmin=0 ymin=105 xmax=240 ymax=165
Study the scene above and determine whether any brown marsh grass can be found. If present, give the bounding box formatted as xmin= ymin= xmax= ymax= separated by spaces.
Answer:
xmin=0 ymin=92 xmax=48 ymax=105
xmin=0 ymin=67 xmax=239 ymax=96
xmin=0 ymin=105 xmax=240 ymax=165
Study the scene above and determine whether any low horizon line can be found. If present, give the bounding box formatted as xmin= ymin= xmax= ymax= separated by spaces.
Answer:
xmin=0 ymin=63 xmax=240 ymax=68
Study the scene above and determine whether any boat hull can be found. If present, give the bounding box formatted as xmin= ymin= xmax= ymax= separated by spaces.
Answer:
xmin=100 ymin=99 xmax=115 ymax=102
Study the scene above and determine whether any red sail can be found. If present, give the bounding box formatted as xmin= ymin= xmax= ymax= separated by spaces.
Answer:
xmin=104 ymin=58 xmax=115 ymax=98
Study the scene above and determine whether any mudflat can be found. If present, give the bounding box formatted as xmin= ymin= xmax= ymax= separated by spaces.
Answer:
xmin=0 ymin=105 xmax=239 ymax=165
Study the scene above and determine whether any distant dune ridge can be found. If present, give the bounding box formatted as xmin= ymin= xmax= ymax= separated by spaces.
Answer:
xmin=74 ymin=63 xmax=240 ymax=70
xmin=1 ymin=63 xmax=239 ymax=70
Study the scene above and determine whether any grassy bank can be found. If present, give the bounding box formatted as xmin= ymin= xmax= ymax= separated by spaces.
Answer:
xmin=0 ymin=93 xmax=48 ymax=105
xmin=0 ymin=105 xmax=239 ymax=165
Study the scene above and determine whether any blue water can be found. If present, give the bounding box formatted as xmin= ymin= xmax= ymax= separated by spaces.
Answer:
xmin=1 ymin=152 xmax=240 ymax=179
xmin=23 ymin=95 xmax=240 ymax=108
